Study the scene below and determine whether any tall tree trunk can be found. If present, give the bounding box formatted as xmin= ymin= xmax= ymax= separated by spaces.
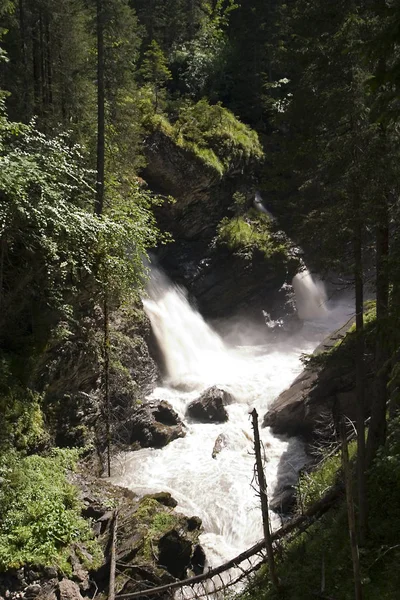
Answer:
xmin=39 ymin=12 xmax=47 ymax=111
xmin=95 ymin=0 xmax=105 ymax=216
xmin=367 ymin=194 xmax=390 ymax=464
xmin=18 ymin=0 xmax=29 ymax=117
xmin=251 ymin=409 xmax=280 ymax=592
xmin=45 ymin=17 xmax=53 ymax=108
xmin=104 ymin=293 xmax=111 ymax=477
xmin=353 ymin=198 xmax=367 ymax=547
xmin=32 ymin=16 xmax=42 ymax=115
xmin=186 ymin=0 xmax=195 ymax=38
xmin=341 ymin=419 xmax=364 ymax=600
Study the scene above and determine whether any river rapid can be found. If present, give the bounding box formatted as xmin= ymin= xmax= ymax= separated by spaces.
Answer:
xmin=112 ymin=268 xmax=352 ymax=568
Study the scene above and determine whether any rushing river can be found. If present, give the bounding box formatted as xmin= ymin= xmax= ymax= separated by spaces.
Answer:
xmin=112 ymin=267 xmax=352 ymax=568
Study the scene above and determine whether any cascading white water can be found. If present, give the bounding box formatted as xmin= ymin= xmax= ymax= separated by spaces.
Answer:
xmin=112 ymin=267 xmax=351 ymax=567
xmin=292 ymin=269 xmax=328 ymax=320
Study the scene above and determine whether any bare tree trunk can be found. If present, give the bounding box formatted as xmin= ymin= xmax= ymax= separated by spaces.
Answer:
xmin=45 ymin=17 xmax=53 ymax=108
xmin=95 ymin=0 xmax=105 ymax=216
xmin=251 ymin=409 xmax=280 ymax=592
xmin=0 ymin=236 xmax=5 ymax=311
xmin=367 ymin=194 xmax=390 ymax=464
xmin=109 ymin=510 xmax=118 ymax=600
xmin=186 ymin=0 xmax=195 ymax=38
xmin=341 ymin=419 xmax=363 ymax=600
xmin=32 ymin=16 xmax=42 ymax=115
xmin=104 ymin=293 xmax=111 ymax=477
xmin=18 ymin=0 xmax=29 ymax=117
xmin=353 ymin=202 xmax=367 ymax=546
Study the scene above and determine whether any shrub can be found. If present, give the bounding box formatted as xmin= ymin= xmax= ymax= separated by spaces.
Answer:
xmin=0 ymin=449 xmax=101 ymax=573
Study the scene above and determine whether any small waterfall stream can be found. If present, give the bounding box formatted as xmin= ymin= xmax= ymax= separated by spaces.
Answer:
xmin=112 ymin=267 xmax=351 ymax=566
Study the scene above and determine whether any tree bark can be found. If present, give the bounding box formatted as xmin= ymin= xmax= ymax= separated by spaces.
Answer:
xmin=353 ymin=198 xmax=367 ymax=547
xmin=95 ymin=0 xmax=105 ymax=216
xmin=251 ymin=409 xmax=280 ymax=592
xmin=367 ymin=194 xmax=390 ymax=464
xmin=341 ymin=419 xmax=363 ymax=600
xmin=104 ymin=294 xmax=111 ymax=477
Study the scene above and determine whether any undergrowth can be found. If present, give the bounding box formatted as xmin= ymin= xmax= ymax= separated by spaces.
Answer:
xmin=239 ymin=417 xmax=400 ymax=600
xmin=0 ymin=448 xmax=102 ymax=573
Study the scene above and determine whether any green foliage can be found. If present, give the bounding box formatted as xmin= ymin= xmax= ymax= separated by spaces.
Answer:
xmin=0 ymin=386 xmax=47 ymax=453
xmin=0 ymin=106 xmax=164 ymax=340
xmin=217 ymin=210 xmax=287 ymax=260
xmin=0 ymin=449 xmax=102 ymax=572
xmin=140 ymin=40 xmax=172 ymax=112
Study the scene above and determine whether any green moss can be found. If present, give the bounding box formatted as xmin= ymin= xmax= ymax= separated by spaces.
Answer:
xmin=133 ymin=497 xmax=179 ymax=562
xmin=149 ymin=99 xmax=263 ymax=176
xmin=0 ymin=449 xmax=102 ymax=573
xmin=217 ymin=210 xmax=288 ymax=260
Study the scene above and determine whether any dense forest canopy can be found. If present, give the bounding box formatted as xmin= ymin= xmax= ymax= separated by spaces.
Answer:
xmin=1 ymin=0 xmax=400 ymax=597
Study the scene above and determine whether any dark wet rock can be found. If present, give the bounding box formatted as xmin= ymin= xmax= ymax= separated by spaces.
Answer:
xmin=42 ymin=568 xmax=58 ymax=580
xmin=146 ymin=492 xmax=178 ymax=508
xmin=263 ymin=318 xmax=374 ymax=443
xmin=191 ymin=545 xmax=207 ymax=575
xmin=187 ymin=386 xmax=234 ymax=423
xmin=187 ymin=516 xmax=202 ymax=532
xmin=270 ymin=485 xmax=296 ymax=515
xmin=212 ymin=433 xmax=228 ymax=458
xmin=157 ymin=239 xmax=299 ymax=326
xmin=128 ymin=400 xmax=186 ymax=449
xmin=158 ymin=531 xmax=193 ymax=579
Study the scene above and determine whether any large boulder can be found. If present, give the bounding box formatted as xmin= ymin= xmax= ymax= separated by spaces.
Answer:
xmin=187 ymin=386 xmax=234 ymax=423
xmin=128 ymin=400 xmax=186 ymax=449
xmin=263 ymin=318 xmax=375 ymax=443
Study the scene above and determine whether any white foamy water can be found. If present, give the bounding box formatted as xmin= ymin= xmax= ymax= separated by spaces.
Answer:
xmin=112 ymin=267 xmax=352 ymax=568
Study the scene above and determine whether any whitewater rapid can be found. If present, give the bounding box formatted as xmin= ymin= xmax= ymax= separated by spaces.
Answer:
xmin=111 ymin=268 xmax=352 ymax=567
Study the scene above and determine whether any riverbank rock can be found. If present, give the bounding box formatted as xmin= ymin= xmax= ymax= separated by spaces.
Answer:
xmin=263 ymin=317 xmax=374 ymax=443
xmin=187 ymin=386 xmax=234 ymax=423
xmin=128 ymin=400 xmax=185 ymax=449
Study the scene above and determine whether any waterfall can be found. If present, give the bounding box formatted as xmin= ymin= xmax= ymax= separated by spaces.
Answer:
xmin=112 ymin=266 xmax=350 ymax=567
xmin=143 ymin=269 xmax=226 ymax=390
xmin=292 ymin=269 xmax=328 ymax=320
